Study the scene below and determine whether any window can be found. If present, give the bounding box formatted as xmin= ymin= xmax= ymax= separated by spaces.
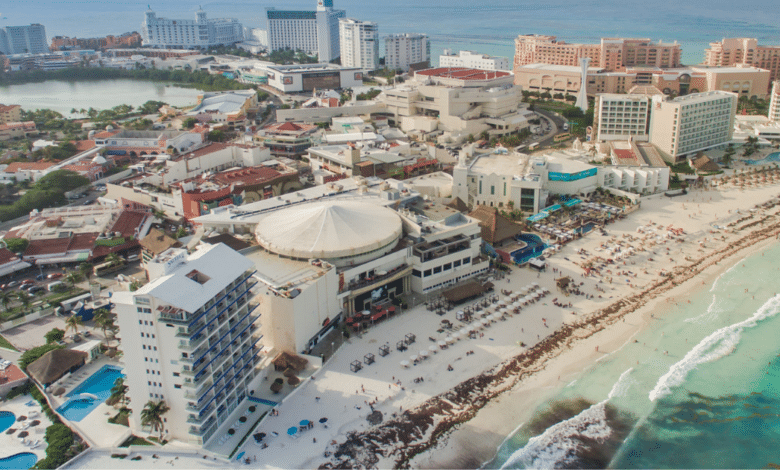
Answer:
xmin=412 ymin=269 xmax=421 ymax=277
xmin=433 ymin=266 xmax=442 ymax=274
xmin=424 ymin=269 xmax=431 ymax=277
xmin=443 ymin=263 xmax=452 ymax=271
xmin=174 ymin=384 xmax=182 ymax=389
xmin=463 ymin=257 xmax=471 ymax=264
xmin=173 ymin=372 xmax=180 ymax=377
xmin=454 ymin=260 xmax=461 ymax=267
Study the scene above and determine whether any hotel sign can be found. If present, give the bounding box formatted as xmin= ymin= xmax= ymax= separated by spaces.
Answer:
xmin=548 ymin=168 xmax=597 ymax=182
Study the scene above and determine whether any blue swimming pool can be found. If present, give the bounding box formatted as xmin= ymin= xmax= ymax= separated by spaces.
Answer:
xmin=0 ymin=452 xmax=37 ymax=470
xmin=0 ymin=411 xmax=15 ymax=433
xmin=743 ymin=152 xmax=780 ymax=165
xmin=510 ymin=234 xmax=549 ymax=265
xmin=56 ymin=365 xmax=124 ymax=422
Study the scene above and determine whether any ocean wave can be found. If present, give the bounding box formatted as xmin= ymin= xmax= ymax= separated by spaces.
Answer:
xmin=500 ymin=369 xmax=632 ymax=469
xmin=649 ymin=295 xmax=780 ymax=402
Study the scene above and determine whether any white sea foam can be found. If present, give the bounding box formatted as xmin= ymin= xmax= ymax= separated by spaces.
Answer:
xmin=686 ymin=255 xmax=747 ymax=324
xmin=499 ymin=369 xmax=632 ymax=470
xmin=650 ymin=294 xmax=780 ymax=402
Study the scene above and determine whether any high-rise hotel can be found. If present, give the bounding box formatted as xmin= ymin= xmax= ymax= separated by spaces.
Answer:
xmin=114 ymin=244 xmax=260 ymax=445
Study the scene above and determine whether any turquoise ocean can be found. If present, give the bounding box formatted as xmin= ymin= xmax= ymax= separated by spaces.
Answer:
xmin=3 ymin=0 xmax=780 ymax=66
xmin=486 ymin=240 xmax=780 ymax=469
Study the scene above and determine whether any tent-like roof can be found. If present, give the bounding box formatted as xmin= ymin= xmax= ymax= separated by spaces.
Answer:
xmin=272 ymin=351 xmax=309 ymax=372
xmin=27 ymin=348 xmax=88 ymax=385
xmin=254 ymin=200 xmax=402 ymax=262
xmin=442 ymin=280 xmax=493 ymax=304
xmin=469 ymin=205 xmax=523 ymax=244
xmin=139 ymin=228 xmax=182 ymax=255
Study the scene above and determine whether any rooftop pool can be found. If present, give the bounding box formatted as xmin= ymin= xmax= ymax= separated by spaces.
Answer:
xmin=743 ymin=152 xmax=780 ymax=165
xmin=0 ymin=453 xmax=37 ymax=470
xmin=56 ymin=365 xmax=124 ymax=422
xmin=0 ymin=411 xmax=15 ymax=433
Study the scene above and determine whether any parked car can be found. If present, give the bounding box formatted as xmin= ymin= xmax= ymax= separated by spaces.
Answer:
xmin=83 ymin=199 xmax=93 ymax=206
xmin=6 ymin=280 xmax=20 ymax=288
xmin=35 ymin=274 xmax=46 ymax=281
xmin=47 ymin=273 xmax=63 ymax=280
xmin=19 ymin=279 xmax=35 ymax=287
xmin=28 ymin=286 xmax=44 ymax=294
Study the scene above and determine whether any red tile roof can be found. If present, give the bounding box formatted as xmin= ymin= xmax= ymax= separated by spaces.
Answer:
xmin=211 ymin=166 xmax=284 ymax=186
xmin=94 ymin=130 xmax=119 ymax=139
xmin=416 ymin=67 xmax=511 ymax=80
xmin=24 ymin=237 xmax=71 ymax=257
xmin=4 ymin=161 xmax=57 ymax=173
xmin=0 ymin=121 xmax=36 ymax=131
xmin=110 ymin=210 xmax=148 ymax=237
xmin=613 ymin=149 xmax=636 ymax=160
xmin=68 ymin=232 xmax=98 ymax=251
xmin=0 ymin=363 xmax=26 ymax=385
xmin=0 ymin=104 xmax=21 ymax=113
xmin=74 ymin=140 xmax=97 ymax=152
xmin=0 ymin=248 xmax=19 ymax=265
xmin=181 ymin=142 xmax=231 ymax=160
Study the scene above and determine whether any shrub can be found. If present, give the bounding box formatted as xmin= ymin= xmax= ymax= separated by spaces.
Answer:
xmin=35 ymin=423 xmax=74 ymax=469
xmin=19 ymin=344 xmax=64 ymax=370
xmin=44 ymin=328 xmax=65 ymax=344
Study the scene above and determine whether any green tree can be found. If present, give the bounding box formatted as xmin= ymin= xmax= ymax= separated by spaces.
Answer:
xmin=208 ymin=130 xmax=226 ymax=142
xmin=176 ymin=226 xmax=187 ymax=239
xmin=105 ymin=253 xmax=122 ymax=267
xmin=19 ymin=343 xmax=63 ymax=370
xmin=65 ymin=314 xmax=83 ymax=336
xmin=65 ymin=271 xmax=82 ymax=287
xmin=92 ymin=308 xmax=116 ymax=347
xmin=44 ymin=328 xmax=65 ymax=344
xmin=182 ymin=117 xmax=197 ymax=129
xmin=109 ymin=377 xmax=128 ymax=407
xmin=1 ymin=291 xmax=15 ymax=312
xmin=15 ymin=291 xmax=31 ymax=313
xmin=141 ymin=400 xmax=170 ymax=440
xmin=78 ymin=262 xmax=93 ymax=280
xmin=36 ymin=170 xmax=90 ymax=193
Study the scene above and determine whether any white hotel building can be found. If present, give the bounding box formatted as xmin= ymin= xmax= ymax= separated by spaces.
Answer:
xmin=114 ymin=244 xmax=260 ymax=446
xmin=594 ymin=94 xmax=652 ymax=142
xmin=648 ymin=90 xmax=737 ymax=162
xmin=339 ymin=18 xmax=379 ymax=72
xmin=385 ymin=33 xmax=430 ymax=72
xmin=265 ymin=0 xmax=345 ymax=63
xmin=194 ymin=176 xmax=489 ymax=353
xmin=141 ymin=8 xmax=243 ymax=49
xmin=439 ymin=50 xmax=510 ymax=71
xmin=769 ymin=80 xmax=780 ymax=122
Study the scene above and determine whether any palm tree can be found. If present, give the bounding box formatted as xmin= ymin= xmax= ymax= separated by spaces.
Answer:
xmin=109 ymin=377 xmax=128 ymax=407
xmin=65 ymin=314 xmax=83 ymax=336
xmin=1 ymin=291 xmax=14 ymax=312
xmin=66 ymin=271 xmax=82 ymax=288
xmin=15 ymin=291 xmax=31 ymax=313
xmin=141 ymin=400 xmax=170 ymax=441
xmin=105 ymin=253 xmax=122 ymax=267
xmin=78 ymin=262 xmax=93 ymax=280
xmin=93 ymin=308 xmax=116 ymax=347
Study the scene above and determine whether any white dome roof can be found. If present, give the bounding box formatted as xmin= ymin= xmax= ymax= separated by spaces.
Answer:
xmin=254 ymin=200 xmax=402 ymax=263
xmin=92 ymin=155 xmax=107 ymax=164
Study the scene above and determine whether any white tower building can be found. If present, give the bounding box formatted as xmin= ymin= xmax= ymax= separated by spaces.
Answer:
xmin=769 ymin=80 xmax=780 ymax=122
xmin=575 ymin=57 xmax=591 ymax=112
xmin=385 ymin=33 xmax=430 ymax=72
xmin=339 ymin=18 xmax=379 ymax=72
xmin=113 ymin=244 xmax=261 ymax=446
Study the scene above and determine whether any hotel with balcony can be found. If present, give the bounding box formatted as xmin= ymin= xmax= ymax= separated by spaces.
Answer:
xmin=113 ymin=243 xmax=260 ymax=446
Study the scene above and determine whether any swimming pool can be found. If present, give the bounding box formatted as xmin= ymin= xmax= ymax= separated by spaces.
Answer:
xmin=55 ymin=365 xmax=124 ymax=422
xmin=0 ymin=411 xmax=15 ymax=433
xmin=510 ymin=234 xmax=549 ymax=264
xmin=743 ymin=152 xmax=780 ymax=165
xmin=0 ymin=453 xmax=37 ymax=470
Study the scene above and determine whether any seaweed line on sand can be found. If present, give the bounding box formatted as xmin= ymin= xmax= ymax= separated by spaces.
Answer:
xmin=319 ymin=211 xmax=780 ymax=470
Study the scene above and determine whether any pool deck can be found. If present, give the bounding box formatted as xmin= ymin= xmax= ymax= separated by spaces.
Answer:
xmin=0 ymin=395 xmax=52 ymax=462
xmin=45 ymin=355 xmax=131 ymax=449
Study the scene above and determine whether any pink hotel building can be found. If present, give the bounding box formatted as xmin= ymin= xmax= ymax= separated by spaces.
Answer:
xmin=513 ymin=35 xmax=682 ymax=71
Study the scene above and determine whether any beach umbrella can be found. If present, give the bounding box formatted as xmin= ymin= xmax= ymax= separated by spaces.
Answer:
xmin=300 ymin=420 xmax=310 ymax=427
xmin=419 ymin=350 xmax=428 ymax=358
xmin=428 ymin=345 xmax=438 ymax=354
xmin=287 ymin=427 xmax=298 ymax=436
xmin=319 ymin=418 xmax=328 ymax=424
xmin=445 ymin=335 xmax=454 ymax=344
xmin=438 ymin=341 xmax=447 ymax=348
xmin=410 ymin=354 xmax=419 ymax=362
xmin=481 ymin=318 xmax=490 ymax=326
xmin=400 ymin=360 xmax=410 ymax=368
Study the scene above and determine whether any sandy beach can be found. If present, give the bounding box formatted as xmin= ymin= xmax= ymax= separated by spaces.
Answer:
xmin=65 ymin=165 xmax=780 ymax=470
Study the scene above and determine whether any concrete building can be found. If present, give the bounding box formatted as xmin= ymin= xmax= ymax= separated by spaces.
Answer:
xmin=770 ymin=81 xmax=780 ymax=122
xmin=265 ymin=0 xmax=345 ymax=63
xmin=385 ymin=33 xmax=430 ymax=72
xmin=0 ymin=121 xmax=36 ymax=141
xmin=0 ymin=105 xmax=22 ymax=125
xmin=0 ymin=24 xmax=49 ymax=55
xmin=256 ymin=121 xmax=318 ymax=159
xmin=379 ymin=67 xmax=528 ymax=141
xmin=194 ymin=176 xmax=489 ymax=353
xmin=594 ymin=94 xmax=652 ymax=142
xmin=141 ymin=7 xmax=243 ymax=49
xmin=648 ymin=91 xmax=738 ymax=162
xmin=703 ymin=38 xmax=780 ymax=86
xmin=260 ymin=63 xmax=363 ymax=93
xmin=439 ymin=50 xmax=510 ymax=71
xmin=113 ymin=243 xmax=260 ymax=446
xmin=186 ymin=90 xmax=258 ymax=124
xmin=50 ymin=32 xmax=142 ymax=51
xmin=339 ymin=18 xmax=379 ymax=72
xmin=513 ymin=35 xmax=681 ymax=72
xmin=515 ymin=63 xmax=771 ymax=99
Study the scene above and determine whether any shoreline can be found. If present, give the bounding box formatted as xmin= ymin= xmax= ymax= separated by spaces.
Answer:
xmin=320 ymin=188 xmax=780 ymax=469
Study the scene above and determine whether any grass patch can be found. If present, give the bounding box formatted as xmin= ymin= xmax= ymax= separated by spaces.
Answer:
xmin=108 ymin=409 xmax=130 ymax=427
xmin=0 ymin=333 xmax=17 ymax=351
xmin=228 ymin=412 xmax=267 ymax=460
xmin=148 ymin=436 xmax=167 ymax=445
xmin=111 ymin=454 xmax=127 ymax=459
xmin=120 ymin=436 xmax=153 ymax=447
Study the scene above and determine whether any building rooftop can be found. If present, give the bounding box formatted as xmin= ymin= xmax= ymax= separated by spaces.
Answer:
xmin=244 ymin=247 xmax=330 ymax=292
xmin=136 ymin=243 xmax=254 ymax=313
xmin=416 ymin=67 xmax=511 ymax=81
xmin=517 ymin=63 xmax=605 ymax=73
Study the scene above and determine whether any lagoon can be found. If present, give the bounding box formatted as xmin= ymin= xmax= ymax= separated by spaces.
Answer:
xmin=0 ymin=79 xmax=202 ymax=117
